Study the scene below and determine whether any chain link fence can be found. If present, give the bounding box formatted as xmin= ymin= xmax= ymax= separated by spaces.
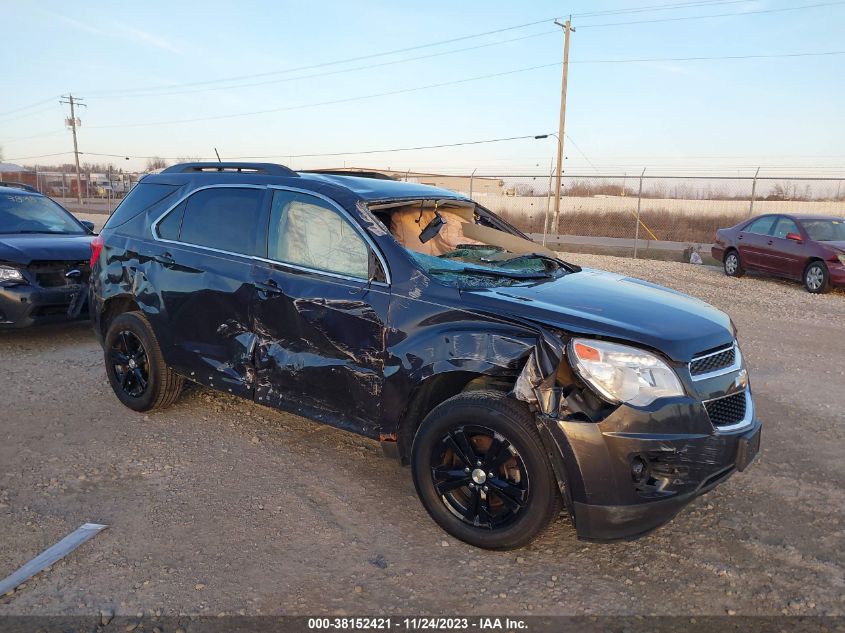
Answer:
xmin=3 ymin=165 xmax=844 ymax=259
xmin=436 ymin=174 xmax=845 ymax=258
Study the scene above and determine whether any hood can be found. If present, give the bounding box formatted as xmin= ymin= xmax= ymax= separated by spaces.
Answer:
xmin=467 ymin=268 xmax=734 ymax=362
xmin=0 ymin=234 xmax=93 ymax=266
xmin=823 ymin=240 xmax=845 ymax=252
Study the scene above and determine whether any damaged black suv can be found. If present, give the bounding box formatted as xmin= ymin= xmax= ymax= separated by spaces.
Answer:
xmin=90 ymin=162 xmax=761 ymax=549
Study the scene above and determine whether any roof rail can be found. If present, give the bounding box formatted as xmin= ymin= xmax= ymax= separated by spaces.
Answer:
xmin=161 ymin=162 xmax=298 ymax=177
xmin=303 ymin=169 xmax=397 ymax=181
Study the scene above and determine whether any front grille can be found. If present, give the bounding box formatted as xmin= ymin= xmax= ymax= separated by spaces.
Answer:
xmin=30 ymin=262 xmax=90 ymax=288
xmin=704 ymin=391 xmax=746 ymax=427
xmin=690 ymin=345 xmax=736 ymax=377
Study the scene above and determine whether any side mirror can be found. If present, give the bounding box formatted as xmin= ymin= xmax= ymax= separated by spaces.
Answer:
xmin=785 ymin=232 xmax=802 ymax=243
xmin=80 ymin=220 xmax=96 ymax=233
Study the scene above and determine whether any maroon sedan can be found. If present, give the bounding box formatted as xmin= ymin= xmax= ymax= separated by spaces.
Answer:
xmin=712 ymin=214 xmax=845 ymax=293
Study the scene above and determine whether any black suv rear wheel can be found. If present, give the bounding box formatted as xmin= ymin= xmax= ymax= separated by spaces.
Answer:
xmin=104 ymin=311 xmax=184 ymax=412
xmin=411 ymin=390 xmax=562 ymax=549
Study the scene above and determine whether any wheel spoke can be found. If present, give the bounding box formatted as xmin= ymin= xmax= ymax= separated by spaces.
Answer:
xmin=432 ymin=467 xmax=472 ymax=495
xmin=110 ymin=350 xmax=130 ymax=365
xmin=488 ymin=478 xmax=527 ymax=512
xmin=462 ymin=487 xmax=480 ymax=522
xmin=119 ymin=331 xmax=133 ymax=355
xmin=133 ymin=349 xmax=148 ymax=367
xmin=133 ymin=368 xmax=148 ymax=391
xmin=119 ymin=369 xmax=131 ymax=391
xmin=477 ymin=495 xmax=494 ymax=528
xmin=445 ymin=429 xmax=476 ymax=467
xmin=483 ymin=437 xmax=512 ymax=471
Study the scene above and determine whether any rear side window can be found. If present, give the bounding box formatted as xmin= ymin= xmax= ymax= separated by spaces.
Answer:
xmin=177 ymin=187 xmax=264 ymax=256
xmin=103 ymin=182 xmax=180 ymax=230
xmin=156 ymin=201 xmax=185 ymax=240
xmin=771 ymin=217 xmax=799 ymax=239
xmin=744 ymin=216 xmax=776 ymax=235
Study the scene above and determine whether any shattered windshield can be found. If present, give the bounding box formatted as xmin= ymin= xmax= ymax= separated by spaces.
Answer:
xmin=376 ymin=198 xmax=576 ymax=288
xmin=410 ymin=247 xmax=569 ymax=288
xmin=0 ymin=192 xmax=86 ymax=235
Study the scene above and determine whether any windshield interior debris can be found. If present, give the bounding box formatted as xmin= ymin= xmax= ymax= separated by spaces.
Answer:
xmin=369 ymin=199 xmax=575 ymax=287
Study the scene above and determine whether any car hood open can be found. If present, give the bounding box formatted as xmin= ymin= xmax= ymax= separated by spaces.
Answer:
xmin=467 ymin=268 xmax=734 ymax=362
xmin=0 ymin=234 xmax=93 ymax=265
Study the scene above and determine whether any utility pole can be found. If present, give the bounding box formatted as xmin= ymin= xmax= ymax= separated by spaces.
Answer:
xmin=60 ymin=94 xmax=85 ymax=205
xmin=552 ymin=18 xmax=573 ymax=235
xmin=748 ymin=166 xmax=760 ymax=217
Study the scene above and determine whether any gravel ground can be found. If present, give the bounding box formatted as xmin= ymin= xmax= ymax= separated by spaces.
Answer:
xmin=1 ymin=253 xmax=844 ymax=618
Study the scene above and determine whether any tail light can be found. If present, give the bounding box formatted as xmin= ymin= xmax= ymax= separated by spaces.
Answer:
xmin=90 ymin=236 xmax=104 ymax=267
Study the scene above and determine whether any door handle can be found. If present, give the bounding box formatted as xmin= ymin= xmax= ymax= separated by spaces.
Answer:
xmin=738 ymin=235 xmax=743 ymax=240
xmin=256 ymin=279 xmax=282 ymax=296
xmin=767 ymin=240 xmax=773 ymax=245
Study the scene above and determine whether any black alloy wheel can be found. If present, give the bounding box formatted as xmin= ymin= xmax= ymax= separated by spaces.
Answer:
xmin=431 ymin=425 xmax=529 ymax=530
xmin=103 ymin=311 xmax=184 ymax=412
xmin=110 ymin=330 xmax=149 ymax=398
xmin=411 ymin=390 xmax=562 ymax=549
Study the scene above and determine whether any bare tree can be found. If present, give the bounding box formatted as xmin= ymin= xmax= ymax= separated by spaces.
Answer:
xmin=145 ymin=157 xmax=169 ymax=172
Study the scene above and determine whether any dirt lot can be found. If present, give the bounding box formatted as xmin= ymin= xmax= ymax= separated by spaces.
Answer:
xmin=1 ymin=255 xmax=844 ymax=618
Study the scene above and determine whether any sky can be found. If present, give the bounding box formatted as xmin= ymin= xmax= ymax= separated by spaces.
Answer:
xmin=1 ymin=0 xmax=844 ymax=176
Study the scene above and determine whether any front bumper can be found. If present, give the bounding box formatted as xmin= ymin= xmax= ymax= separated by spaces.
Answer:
xmin=537 ymin=394 xmax=761 ymax=541
xmin=828 ymin=262 xmax=845 ymax=288
xmin=0 ymin=282 xmax=88 ymax=329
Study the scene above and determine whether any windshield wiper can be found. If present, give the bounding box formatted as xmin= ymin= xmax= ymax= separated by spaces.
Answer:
xmin=428 ymin=267 xmax=550 ymax=280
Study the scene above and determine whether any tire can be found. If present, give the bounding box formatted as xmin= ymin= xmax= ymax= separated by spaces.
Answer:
xmin=724 ymin=249 xmax=745 ymax=277
xmin=804 ymin=261 xmax=829 ymax=294
xmin=411 ymin=390 xmax=562 ymax=550
xmin=104 ymin=311 xmax=183 ymax=412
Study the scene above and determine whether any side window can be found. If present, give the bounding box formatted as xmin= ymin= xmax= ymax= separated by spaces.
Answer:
xmin=745 ymin=216 xmax=776 ymax=235
xmin=178 ymin=187 xmax=264 ymax=256
xmin=771 ymin=217 xmax=799 ymax=239
xmin=268 ymin=190 xmax=370 ymax=279
xmin=156 ymin=201 xmax=185 ymax=240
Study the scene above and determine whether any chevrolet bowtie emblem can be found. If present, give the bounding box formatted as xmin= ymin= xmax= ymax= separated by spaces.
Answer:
xmin=735 ymin=369 xmax=748 ymax=390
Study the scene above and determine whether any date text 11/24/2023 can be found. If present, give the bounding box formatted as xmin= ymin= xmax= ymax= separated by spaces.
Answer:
xmin=307 ymin=617 xmax=527 ymax=630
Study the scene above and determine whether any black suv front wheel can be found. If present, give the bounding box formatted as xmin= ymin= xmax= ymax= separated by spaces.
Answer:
xmin=411 ymin=390 xmax=562 ymax=549
xmin=104 ymin=311 xmax=184 ymax=412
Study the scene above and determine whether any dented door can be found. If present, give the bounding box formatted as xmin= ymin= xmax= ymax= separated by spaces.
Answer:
xmin=251 ymin=188 xmax=390 ymax=434
xmin=149 ymin=185 xmax=269 ymax=396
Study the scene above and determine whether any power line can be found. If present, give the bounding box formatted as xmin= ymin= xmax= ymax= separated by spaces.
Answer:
xmin=74 ymin=134 xmax=553 ymax=161
xmin=83 ymin=50 xmax=845 ymax=130
xmin=85 ymin=63 xmax=563 ymax=129
xmin=5 ymin=133 xmax=549 ymax=163
xmin=90 ymin=30 xmax=561 ymax=100
xmin=570 ymin=50 xmax=845 ymax=63
xmin=578 ymin=0 xmax=845 ymax=28
xmin=0 ymin=96 xmax=61 ymax=119
xmin=88 ymin=0 xmax=752 ymax=98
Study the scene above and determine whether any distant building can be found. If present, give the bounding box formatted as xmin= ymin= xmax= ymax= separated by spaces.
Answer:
xmin=311 ymin=167 xmax=504 ymax=196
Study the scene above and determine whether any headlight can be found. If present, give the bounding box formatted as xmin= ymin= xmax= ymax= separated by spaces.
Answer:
xmin=568 ymin=338 xmax=685 ymax=407
xmin=837 ymin=253 xmax=845 ymax=266
xmin=0 ymin=265 xmax=25 ymax=283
